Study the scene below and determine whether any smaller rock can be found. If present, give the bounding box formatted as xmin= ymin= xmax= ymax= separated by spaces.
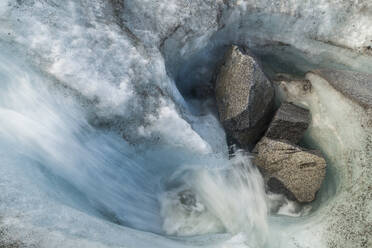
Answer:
xmin=253 ymin=138 xmax=326 ymax=203
xmin=265 ymin=102 xmax=310 ymax=144
xmin=178 ymin=190 xmax=197 ymax=209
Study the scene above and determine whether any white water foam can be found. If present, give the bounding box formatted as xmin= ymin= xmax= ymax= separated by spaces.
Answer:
xmin=1 ymin=1 xmax=372 ymax=247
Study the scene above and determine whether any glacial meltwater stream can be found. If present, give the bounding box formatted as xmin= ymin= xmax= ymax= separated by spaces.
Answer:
xmin=0 ymin=1 xmax=371 ymax=248
xmin=0 ymin=42 xmax=270 ymax=247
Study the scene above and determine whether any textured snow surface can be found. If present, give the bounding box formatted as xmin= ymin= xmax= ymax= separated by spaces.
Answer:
xmin=0 ymin=0 xmax=371 ymax=247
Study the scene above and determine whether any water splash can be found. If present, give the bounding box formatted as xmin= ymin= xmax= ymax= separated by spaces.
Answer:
xmin=160 ymin=153 xmax=268 ymax=245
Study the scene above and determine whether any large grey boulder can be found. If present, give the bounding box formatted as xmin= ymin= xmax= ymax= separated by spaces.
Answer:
xmin=215 ymin=45 xmax=275 ymax=149
xmin=253 ymin=137 xmax=326 ymax=203
xmin=265 ymin=102 xmax=310 ymax=144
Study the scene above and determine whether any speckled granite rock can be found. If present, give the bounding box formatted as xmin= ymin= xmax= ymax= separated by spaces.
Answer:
xmin=253 ymin=137 xmax=326 ymax=203
xmin=265 ymin=102 xmax=310 ymax=144
xmin=215 ymin=45 xmax=275 ymax=149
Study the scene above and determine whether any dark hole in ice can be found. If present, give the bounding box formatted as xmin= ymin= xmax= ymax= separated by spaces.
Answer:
xmin=178 ymin=190 xmax=197 ymax=209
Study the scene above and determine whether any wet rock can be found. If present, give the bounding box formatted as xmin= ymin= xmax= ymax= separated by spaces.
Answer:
xmin=253 ymin=137 xmax=326 ymax=203
xmin=265 ymin=102 xmax=310 ymax=144
xmin=178 ymin=190 xmax=197 ymax=210
xmin=215 ymin=45 xmax=275 ymax=149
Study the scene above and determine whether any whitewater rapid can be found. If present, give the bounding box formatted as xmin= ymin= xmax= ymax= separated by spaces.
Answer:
xmin=0 ymin=41 xmax=272 ymax=247
xmin=0 ymin=0 xmax=371 ymax=248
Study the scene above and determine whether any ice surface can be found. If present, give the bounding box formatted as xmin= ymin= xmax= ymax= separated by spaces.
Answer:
xmin=276 ymin=71 xmax=372 ymax=248
xmin=0 ymin=0 xmax=371 ymax=248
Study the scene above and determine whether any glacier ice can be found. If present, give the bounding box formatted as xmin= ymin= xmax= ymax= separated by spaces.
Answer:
xmin=0 ymin=0 xmax=371 ymax=248
xmin=276 ymin=70 xmax=372 ymax=248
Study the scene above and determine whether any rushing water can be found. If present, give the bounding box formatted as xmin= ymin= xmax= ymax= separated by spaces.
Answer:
xmin=0 ymin=42 xmax=271 ymax=247
xmin=0 ymin=1 xmax=371 ymax=247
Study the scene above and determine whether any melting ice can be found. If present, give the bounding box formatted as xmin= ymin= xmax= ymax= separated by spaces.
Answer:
xmin=0 ymin=0 xmax=371 ymax=248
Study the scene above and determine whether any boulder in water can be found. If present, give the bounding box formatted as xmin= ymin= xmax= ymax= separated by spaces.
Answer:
xmin=253 ymin=137 xmax=326 ymax=203
xmin=265 ymin=102 xmax=310 ymax=144
xmin=215 ymin=45 xmax=275 ymax=150
xmin=178 ymin=190 xmax=197 ymax=209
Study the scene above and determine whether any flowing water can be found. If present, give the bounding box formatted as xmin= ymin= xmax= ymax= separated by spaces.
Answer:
xmin=0 ymin=1 xmax=371 ymax=247
xmin=0 ymin=42 xmax=270 ymax=247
